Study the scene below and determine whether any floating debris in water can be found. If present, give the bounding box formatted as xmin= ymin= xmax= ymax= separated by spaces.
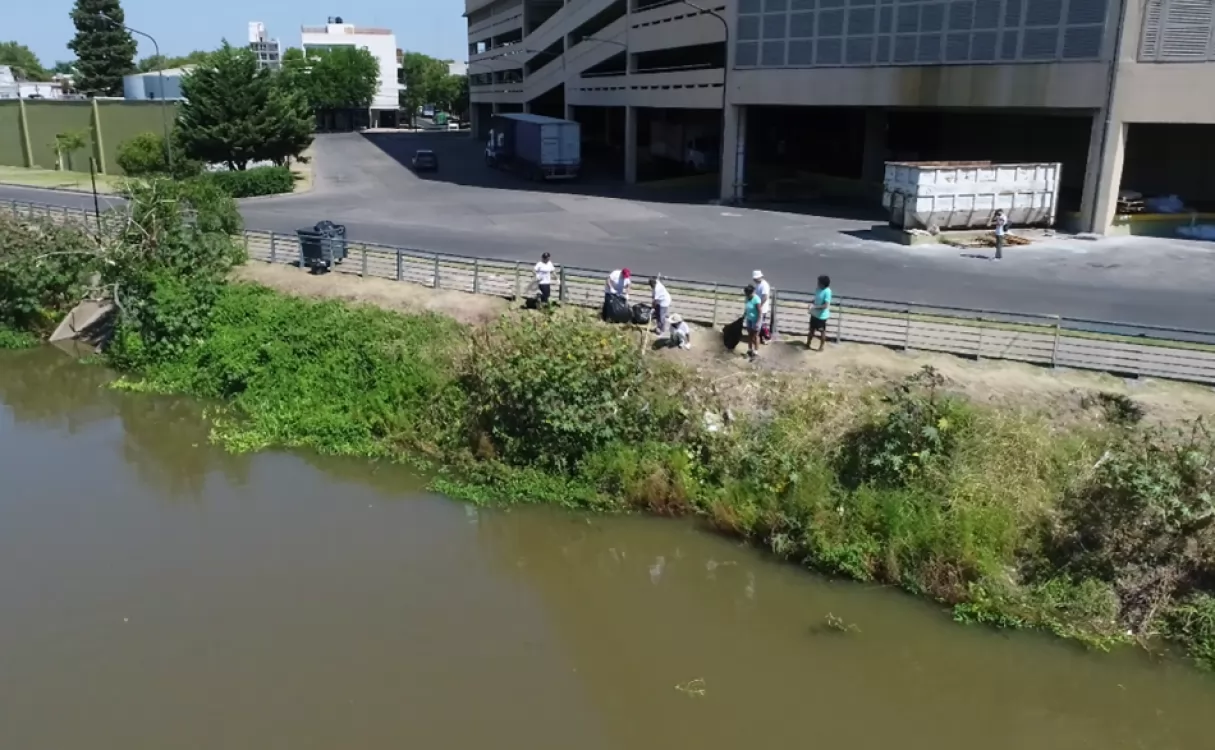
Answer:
xmin=649 ymin=555 xmax=666 ymax=585
xmin=820 ymin=613 xmax=861 ymax=634
xmin=675 ymin=678 xmax=706 ymax=697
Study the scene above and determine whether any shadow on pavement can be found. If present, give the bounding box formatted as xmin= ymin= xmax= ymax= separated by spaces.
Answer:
xmin=359 ymin=130 xmax=720 ymax=206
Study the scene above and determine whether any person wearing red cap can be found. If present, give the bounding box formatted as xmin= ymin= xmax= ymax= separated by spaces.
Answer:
xmin=602 ymin=267 xmax=632 ymax=320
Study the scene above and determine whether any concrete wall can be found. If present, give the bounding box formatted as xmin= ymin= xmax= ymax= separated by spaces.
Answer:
xmin=729 ymin=62 xmax=1110 ymax=109
xmin=0 ymin=100 xmax=180 ymax=174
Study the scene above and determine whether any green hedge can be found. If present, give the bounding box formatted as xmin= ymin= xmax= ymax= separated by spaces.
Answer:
xmin=204 ymin=166 xmax=295 ymax=198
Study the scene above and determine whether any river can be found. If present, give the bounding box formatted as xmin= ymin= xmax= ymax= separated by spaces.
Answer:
xmin=1 ymin=346 xmax=1212 ymax=750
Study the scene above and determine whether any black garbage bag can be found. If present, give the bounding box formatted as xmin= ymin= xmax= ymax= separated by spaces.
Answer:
xmin=602 ymin=295 xmax=631 ymax=324
xmin=722 ymin=316 xmax=744 ymax=351
xmin=631 ymin=303 xmax=652 ymax=325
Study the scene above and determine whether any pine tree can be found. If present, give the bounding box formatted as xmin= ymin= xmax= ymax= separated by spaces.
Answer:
xmin=177 ymin=43 xmax=312 ymax=169
xmin=68 ymin=0 xmax=137 ymax=96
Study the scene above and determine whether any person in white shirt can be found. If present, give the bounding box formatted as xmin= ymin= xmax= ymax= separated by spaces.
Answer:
xmin=992 ymin=209 xmax=1008 ymax=260
xmin=669 ymin=313 xmax=691 ymax=349
xmin=752 ymin=270 xmax=773 ymax=343
xmin=602 ymin=268 xmax=631 ymax=320
xmin=649 ymin=276 xmax=672 ymax=334
xmin=534 ymin=252 xmax=555 ymax=305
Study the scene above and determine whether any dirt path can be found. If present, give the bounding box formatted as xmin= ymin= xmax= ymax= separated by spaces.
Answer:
xmin=235 ymin=262 xmax=1215 ymax=427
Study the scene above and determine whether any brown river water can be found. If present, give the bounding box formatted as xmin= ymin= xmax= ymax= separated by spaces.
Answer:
xmin=1 ymin=347 xmax=1213 ymax=750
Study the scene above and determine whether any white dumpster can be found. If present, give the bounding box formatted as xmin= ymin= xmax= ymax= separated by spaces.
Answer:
xmin=882 ymin=161 xmax=1061 ymax=231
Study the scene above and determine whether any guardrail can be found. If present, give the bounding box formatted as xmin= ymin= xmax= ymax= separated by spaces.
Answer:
xmin=6 ymin=198 xmax=1215 ymax=386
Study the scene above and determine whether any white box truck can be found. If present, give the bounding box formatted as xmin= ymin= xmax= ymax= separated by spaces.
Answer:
xmin=485 ymin=113 xmax=581 ymax=181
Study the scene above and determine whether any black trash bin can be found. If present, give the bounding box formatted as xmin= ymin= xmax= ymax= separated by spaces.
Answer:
xmin=314 ymin=220 xmax=348 ymax=264
xmin=296 ymin=227 xmax=331 ymax=273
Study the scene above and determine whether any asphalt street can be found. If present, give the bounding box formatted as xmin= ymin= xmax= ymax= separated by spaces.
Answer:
xmin=4 ymin=131 xmax=1215 ymax=335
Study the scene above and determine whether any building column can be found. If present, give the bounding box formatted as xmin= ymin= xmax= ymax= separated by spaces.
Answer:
xmin=624 ymin=106 xmax=638 ymax=184
xmin=492 ymin=102 xmax=501 ymax=114
xmin=719 ymin=104 xmax=746 ymax=203
xmin=470 ymin=105 xmax=481 ymax=139
xmin=861 ymin=109 xmax=887 ymax=185
xmin=1080 ymin=112 xmax=1127 ymax=234
xmin=523 ymin=101 xmax=532 ymax=113
xmin=564 ymin=104 xmax=575 ymax=121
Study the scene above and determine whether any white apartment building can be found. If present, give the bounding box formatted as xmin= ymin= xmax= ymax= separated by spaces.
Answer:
xmin=466 ymin=0 xmax=1215 ymax=234
xmin=248 ymin=22 xmax=283 ymax=71
xmin=302 ymin=17 xmax=402 ymax=127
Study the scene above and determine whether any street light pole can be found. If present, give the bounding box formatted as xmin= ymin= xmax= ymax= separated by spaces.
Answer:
xmin=678 ymin=1 xmax=733 ymax=202
xmin=98 ymin=12 xmax=172 ymax=173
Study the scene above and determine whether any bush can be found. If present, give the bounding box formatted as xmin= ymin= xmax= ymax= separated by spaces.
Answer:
xmin=0 ymin=214 xmax=98 ymax=334
xmin=204 ymin=166 xmax=295 ymax=198
xmin=1053 ymin=421 xmax=1215 ymax=632
xmin=115 ymin=132 xmax=201 ymax=179
xmin=1164 ymin=593 xmax=1215 ymax=669
xmin=459 ymin=308 xmax=686 ymax=472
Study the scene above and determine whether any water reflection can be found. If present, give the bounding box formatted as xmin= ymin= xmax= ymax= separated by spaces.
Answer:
xmin=0 ymin=347 xmax=114 ymax=431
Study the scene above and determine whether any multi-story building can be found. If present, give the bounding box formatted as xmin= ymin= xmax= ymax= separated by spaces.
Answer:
xmin=466 ymin=0 xmax=1215 ymax=234
xmin=249 ymin=22 xmax=283 ymax=71
xmin=302 ymin=17 xmax=402 ymax=127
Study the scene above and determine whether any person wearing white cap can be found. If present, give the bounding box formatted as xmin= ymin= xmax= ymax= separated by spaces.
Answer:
xmin=669 ymin=313 xmax=691 ymax=349
xmin=751 ymin=270 xmax=772 ymax=343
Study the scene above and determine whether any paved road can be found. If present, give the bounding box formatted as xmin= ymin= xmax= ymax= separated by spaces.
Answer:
xmin=5 ymin=131 xmax=1215 ymax=336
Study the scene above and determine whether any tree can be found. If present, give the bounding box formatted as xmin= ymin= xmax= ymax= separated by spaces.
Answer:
xmin=68 ymin=0 xmax=137 ymax=96
xmin=51 ymin=60 xmax=78 ymax=75
xmin=399 ymin=51 xmax=450 ymax=127
xmin=177 ymin=43 xmax=312 ymax=170
xmin=115 ymin=132 xmax=201 ymax=178
xmin=282 ymin=46 xmax=379 ymax=111
xmin=51 ymin=130 xmax=89 ymax=171
xmin=137 ymin=50 xmax=212 ymax=72
xmin=0 ymin=42 xmax=49 ymax=81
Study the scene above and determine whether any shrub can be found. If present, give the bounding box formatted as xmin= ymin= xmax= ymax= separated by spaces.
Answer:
xmin=0 ymin=214 xmax=98 ymax=334
xmin=204 ymin=165 xmax=295 ymax=198
xmin=1163 ymin=593 xmax=1215 ymax=669
xmin=837 ymin=366 xmax=975 ymax=488
xmin=460 ymin=308 xmax=682 ymax=472
xmin=1053 ymin=421 xmax=1215 ymax=633
xmin=115 ymin=132 xmax=201 ymax=179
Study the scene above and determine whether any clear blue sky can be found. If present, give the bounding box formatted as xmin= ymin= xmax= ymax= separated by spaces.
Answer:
xmin=19 ymin=0 xmax=467 ymax=65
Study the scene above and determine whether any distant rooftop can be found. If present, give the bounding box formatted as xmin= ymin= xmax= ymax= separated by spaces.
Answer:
xmin=301 ymin=24 xmax=393 ymax=35
xmin=127 ymin=66 xmax=194 ymax=77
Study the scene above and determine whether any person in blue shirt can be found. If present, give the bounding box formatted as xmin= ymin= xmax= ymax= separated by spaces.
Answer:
xmin=743 ymin=284 xmax=762 ymax=361
xmin=809 ymin=275 xmax=832 ymax=352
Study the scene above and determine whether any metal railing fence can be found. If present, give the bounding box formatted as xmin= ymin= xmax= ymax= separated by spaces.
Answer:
xmin=5 ymin=198 xmax=1215 ymax=386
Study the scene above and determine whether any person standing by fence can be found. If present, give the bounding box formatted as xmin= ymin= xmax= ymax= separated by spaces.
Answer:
xmin=649 ymin=276 xmax=671 ymax=334
xmin=752 ymin=270 xmax=773 ymax=344
xmin=992 ymin=209 xmax=1007 ymax=261
xmin=744 ymin=284 xmax=762 ymax=362
xmin=534 ymin=252 xmax=555 ymax=305
xmin=809 ymin=275 xmax=832 ymax=352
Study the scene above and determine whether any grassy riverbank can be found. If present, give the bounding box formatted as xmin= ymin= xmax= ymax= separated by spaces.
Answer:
xmin=2 ymin=181 xmax=1214 ymax=670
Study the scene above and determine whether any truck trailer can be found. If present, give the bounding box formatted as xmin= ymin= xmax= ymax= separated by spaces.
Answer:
xmin=485 ymin=113 xmax=581 ymax=180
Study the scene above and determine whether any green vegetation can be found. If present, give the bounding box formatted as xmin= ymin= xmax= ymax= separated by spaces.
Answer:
xmin=2 ymin=192 xmax=1214 ymax=672
xmin=202 ymin=166 xmax=295 ymax=198
xmin=68 ymin=0 xmax=138 ymax=97
xmin=399 ymin=51 xmax=468 ymax=126
xmin=116 ymin=132 xmax=201 ymax=179
xmin=281 ymin=46 xmax=381 ymax=112
xmin=0 ymin=41 xmax=50 ymax=81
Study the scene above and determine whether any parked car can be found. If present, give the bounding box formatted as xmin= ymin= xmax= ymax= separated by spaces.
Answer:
xmin=447 ymin=120 xmax=461 ymax=131
xmin=411 ymin=149 xmax=438 ymax=172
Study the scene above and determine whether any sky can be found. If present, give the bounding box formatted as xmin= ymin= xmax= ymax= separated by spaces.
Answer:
xmin=18 ymin=0 xmax=468 ymax=66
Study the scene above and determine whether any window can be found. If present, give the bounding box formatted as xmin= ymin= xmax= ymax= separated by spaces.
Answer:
xmin=1139 ymin=0 xmax=1215 ymax=61
xmin=735 ymin=0 xmax=1110 ymax=68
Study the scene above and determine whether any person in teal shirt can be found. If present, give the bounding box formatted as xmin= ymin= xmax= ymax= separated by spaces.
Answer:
xmin=744 ymin=284 xmax=762 ymax=361
xmin=809 ymin=275 xmax=832 ymax=351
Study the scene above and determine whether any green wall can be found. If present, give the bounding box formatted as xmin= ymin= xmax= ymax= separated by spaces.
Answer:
xmin=0 ymin=100 xmax=181 ymax=175
xmin=0 ymin=103 xmax=24 ymax=169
